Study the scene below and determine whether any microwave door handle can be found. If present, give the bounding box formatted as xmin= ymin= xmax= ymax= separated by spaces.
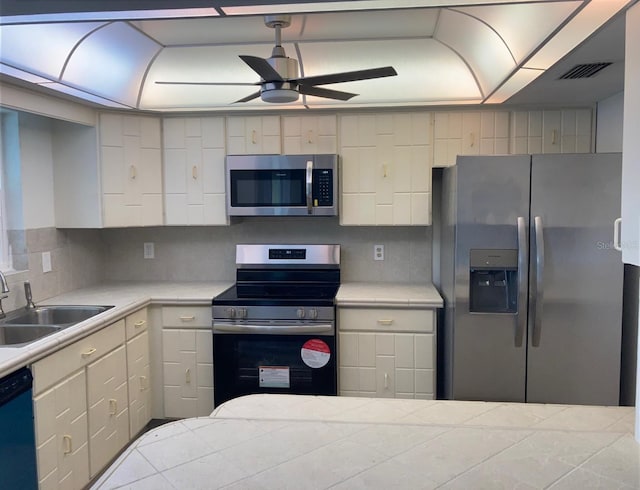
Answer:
xmin=306 ymin=160 xmax=313 ymax=215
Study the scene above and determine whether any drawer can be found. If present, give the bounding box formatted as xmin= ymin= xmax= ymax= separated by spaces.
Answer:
xmin=32 ymin=320 xmax=126 ymax=395
xmin=162 ymin=306 xmax=211 ymax=328
xmin=125 ymin=307 xmax=148 ymax=340
xmin=339 ymin=307 xmax=434 ymax=333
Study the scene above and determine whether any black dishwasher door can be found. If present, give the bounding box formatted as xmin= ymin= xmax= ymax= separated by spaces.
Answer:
xmin=0 ymin=367 xmax=38 ymax=489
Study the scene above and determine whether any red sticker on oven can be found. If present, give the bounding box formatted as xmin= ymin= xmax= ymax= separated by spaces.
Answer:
xmin=301 ymin=339 xmax=331 ymax=368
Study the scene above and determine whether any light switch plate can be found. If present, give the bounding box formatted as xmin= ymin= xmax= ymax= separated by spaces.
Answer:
xmin=144 ymin=242 xmax=155 ymax=259
xmin=42 ymin=251 xmax=52 ymax=273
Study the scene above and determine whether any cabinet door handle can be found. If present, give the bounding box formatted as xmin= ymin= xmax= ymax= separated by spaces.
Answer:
xmin=81 ymin=347 xmax=97 ymax=358
xmin=551 ymin=129 xmax=557 ymax=145
xmin=179 ymin=315 xmax=195 ymax=322
xmin=377 ymin=319 xmax=394 ymax=325
xmin=384 ymin=372 xmax=389 ymax=389
xmin=63 ymin=435 xmax=73 ymax=454
xmin=251 ymin=129 xmax=257 ymax=144
xmin=134 ymin=320 xmax=146 ymax=328
xmin=109 ymin=399 xmax=117 ymax=415
xmin=307 ymin=129 xmax=313 ymax=144
xmin=140 ymin=375 xmax=148 ymax=391
xmin=130 ymin=165 xmax=137 ymax=180
xmin=470 ymin=131 xmax=475 ymax=147
xmin=185 ymin=368 xmax=191 ymax=384
xmin=382 ymin=163 xmax=388 ymax=178
xmin=192 ymin=165 xmax=198 ymax=180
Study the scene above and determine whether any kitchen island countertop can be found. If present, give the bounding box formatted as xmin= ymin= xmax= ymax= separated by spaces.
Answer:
xmin=92 ymin=394 xmax=637 ymax=490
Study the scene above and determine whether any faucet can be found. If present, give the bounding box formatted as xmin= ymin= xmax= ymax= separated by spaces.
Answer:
xmin=24 ymin=281 xmax=36 ymax=309
xmin=0 ymin=270 xmax=9 ymax=319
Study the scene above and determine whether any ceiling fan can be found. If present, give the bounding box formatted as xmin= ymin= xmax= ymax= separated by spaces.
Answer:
xmin=156 ymin=14 xmax=398 ymax=104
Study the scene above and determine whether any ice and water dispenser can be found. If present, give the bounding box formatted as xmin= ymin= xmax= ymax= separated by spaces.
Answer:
xmin=469 ymin=249 xmax=518 ymax=313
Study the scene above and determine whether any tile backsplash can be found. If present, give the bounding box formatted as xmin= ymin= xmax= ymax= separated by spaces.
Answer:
xmin=102 ymin=218 xmax=432 ymax=284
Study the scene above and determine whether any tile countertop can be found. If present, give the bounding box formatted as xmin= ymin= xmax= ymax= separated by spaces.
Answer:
xmin=92 ymin=394 xmax=637 ymax=490
xmin=0 ymin=281 xmax=441 ymax=378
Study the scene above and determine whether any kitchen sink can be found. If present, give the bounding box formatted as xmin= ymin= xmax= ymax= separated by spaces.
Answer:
xmin=2 ymin=305 xmax=114 ymax=327
xmin=0 ymin=325 xmax=61 ymax=346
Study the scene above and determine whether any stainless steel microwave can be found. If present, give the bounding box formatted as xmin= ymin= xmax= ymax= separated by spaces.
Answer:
xmin=226 ymin=154 xmax=338 ymax=217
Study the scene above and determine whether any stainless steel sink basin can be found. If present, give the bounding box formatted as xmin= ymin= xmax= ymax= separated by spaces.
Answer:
xmin=3 ymin=305 xmax=114 ymax=326
xmin=0 ymin=325 xmax=61 ymax=346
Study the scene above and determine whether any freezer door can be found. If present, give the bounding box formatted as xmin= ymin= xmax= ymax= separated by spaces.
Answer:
xmin=527 ymin=153 xmax=622 ymax=405
xmin=451 ymin=155 xmax=531 ymax=402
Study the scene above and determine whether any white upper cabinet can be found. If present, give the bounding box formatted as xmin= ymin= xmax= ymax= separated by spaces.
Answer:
xmin=510 ymin=109 xmax=592 ymax=155
xmin=339 ymin=112 xmax=433 ymax=226
xmin=226 ymin=115 xmax=281 ymax=154
xmin=433 ymin=111 xmax=510 ymax=167
xmin=282 ymin=115 xmax=337 ymax=154
xmin=100 ymin=113 xmax=163 ymax=227
xmin=163 ymin=117 xmax=228 ymax=225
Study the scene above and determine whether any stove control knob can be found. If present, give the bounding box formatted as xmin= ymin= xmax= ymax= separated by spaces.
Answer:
xmin=297 ymin=308 xmax=306 ymax=319
xmin=226 ymin=307 xmax=236 ymax=319
xmin=239 ymin=308 xmax=248 ymax=319
xmin=308 ymin=308 xmax=318 ymax=320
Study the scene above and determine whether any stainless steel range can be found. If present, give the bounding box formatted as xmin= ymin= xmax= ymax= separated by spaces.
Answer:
xmin=212 ymin=244 xmax=340 ymax=407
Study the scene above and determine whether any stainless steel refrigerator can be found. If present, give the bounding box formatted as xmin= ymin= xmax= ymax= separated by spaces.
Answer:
xmin=440 ymin=153 xmax=623 ymax=405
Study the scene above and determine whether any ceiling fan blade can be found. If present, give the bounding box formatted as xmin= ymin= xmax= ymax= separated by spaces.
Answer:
xmin=298 ymin=85 xmax=357 ymax=101
xmin=295 ymin=66 xmax=397 ymax=86
xmin=233 ymin=91 xmax=262 ymax=103
xmin=239 ymin=55 xmax=283 ymax=82
xmin=156 ymin=81 xmax=258 ymax=86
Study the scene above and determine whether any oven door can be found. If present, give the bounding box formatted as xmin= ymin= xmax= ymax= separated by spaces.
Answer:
xmin=212 ymin=324 xmax=337 ymax=407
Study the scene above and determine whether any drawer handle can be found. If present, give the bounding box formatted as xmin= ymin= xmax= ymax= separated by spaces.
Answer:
xmin=134 ymin=320 xmax=146 ymax=328
xmin=81 ymin=347 xmax=97 ymax=358
xmin=109 ymin=399 xmax=117 ymax=416
xmin=63 ymin=435 xmax=72 ymax=454
xmin=179 ymin=315 xmax=195 ymax=322
xmin=185 ymin=368 xmax=191 ymax=384
xmin=377 ymin=319 xmax=394 ymax=325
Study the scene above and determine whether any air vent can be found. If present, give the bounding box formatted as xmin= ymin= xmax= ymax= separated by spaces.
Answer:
xmin=558 ymin=63 xmax=612 ymax=79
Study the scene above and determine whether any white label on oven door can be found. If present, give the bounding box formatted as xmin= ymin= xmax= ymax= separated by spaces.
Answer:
xmin=259 ymin=366 xmax=290 ymax=388
xmin=301 ymin=339 xmax=331 ymax=369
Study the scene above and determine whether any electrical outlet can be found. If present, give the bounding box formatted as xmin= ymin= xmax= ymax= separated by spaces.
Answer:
xmin=144 ymin=242 xmax=155 ymax=259
xmin=374 ymin=244 xmax=384 ymax=261
xmin=42 ymin=251 xmax=52 ymax=273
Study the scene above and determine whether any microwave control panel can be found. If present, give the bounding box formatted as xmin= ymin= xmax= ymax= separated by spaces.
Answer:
xmin=312 ymin=169 xmax=334 ymax=206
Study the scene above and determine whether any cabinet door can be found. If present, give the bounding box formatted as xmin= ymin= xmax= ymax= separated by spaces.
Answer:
xmin=163 ymin=116 xmax=228 ymax=225
xmin=282 ymin=115 xmax=337 ymax=153
xmin=33 ymin=370 xmax=89 ymax=490
xmin=162 ymin=328 xmax=214 ymax=418
xmin=86 ymin=345 xmax=129 ymax=478
xmin=100 ymin=113 xmax=163 ymax=227
xmin=226 ymin=116 xmax=281 ymax=154
xmin=339 ymin=112 xmax=432 ymax=225
xmin=127 ymin=330 xmax=151 ymax=437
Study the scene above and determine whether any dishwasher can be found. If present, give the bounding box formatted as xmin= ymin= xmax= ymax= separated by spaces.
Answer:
xmin=0 ymin=367 xmax=38 ymax=489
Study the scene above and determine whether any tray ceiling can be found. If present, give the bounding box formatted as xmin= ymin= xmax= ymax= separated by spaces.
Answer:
xmin=0 ymin=0 xmax=633 ymax=111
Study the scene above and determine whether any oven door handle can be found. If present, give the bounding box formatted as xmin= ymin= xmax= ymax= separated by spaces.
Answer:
xmin=213 ymin=323 xmax=334 ymax=335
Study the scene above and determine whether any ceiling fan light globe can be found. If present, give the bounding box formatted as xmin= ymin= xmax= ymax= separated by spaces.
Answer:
xmin=261 ymin=88 xmax=299 ymax=103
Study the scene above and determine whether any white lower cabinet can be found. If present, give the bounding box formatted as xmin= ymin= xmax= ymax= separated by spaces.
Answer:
xmin=161 ymin=306 xmax=214 ymax=418
xmin=338 ymin=307 xmax=436 ymax=399
xmin=32 ymin=307 xmax=152 ymax=488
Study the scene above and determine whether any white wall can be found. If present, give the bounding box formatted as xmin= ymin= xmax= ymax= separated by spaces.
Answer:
xmin=596 ymin=91 xmax=624 ymax=153
xmin=18 ymin=113 xmax=56 ymax=229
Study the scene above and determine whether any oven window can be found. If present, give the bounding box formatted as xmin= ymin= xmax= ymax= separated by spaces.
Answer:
xmin=213 ymin=334 xmax=337 ymax=407
xmin=230 ymin=170 xmax=306 ymax=207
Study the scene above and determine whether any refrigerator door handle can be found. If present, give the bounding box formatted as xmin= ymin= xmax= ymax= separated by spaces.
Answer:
xmin=516 ymin=216 xmax=527 ymax=347
xmin=532 ymin=216 xmax=545 ymax=347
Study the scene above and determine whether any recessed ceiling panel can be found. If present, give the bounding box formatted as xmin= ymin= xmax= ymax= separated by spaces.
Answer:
xmin=298 ymin=39 xmax=481 ymax=106
xmin=456 ymin=1 xmax=582 ymax=63
xmin=63 ymin=22 xmax=161 ymax=106
xmin=0 ymin=22 xmax=104 ymax=78
xmin=436 ymin=9 xmax=515 ymax=97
